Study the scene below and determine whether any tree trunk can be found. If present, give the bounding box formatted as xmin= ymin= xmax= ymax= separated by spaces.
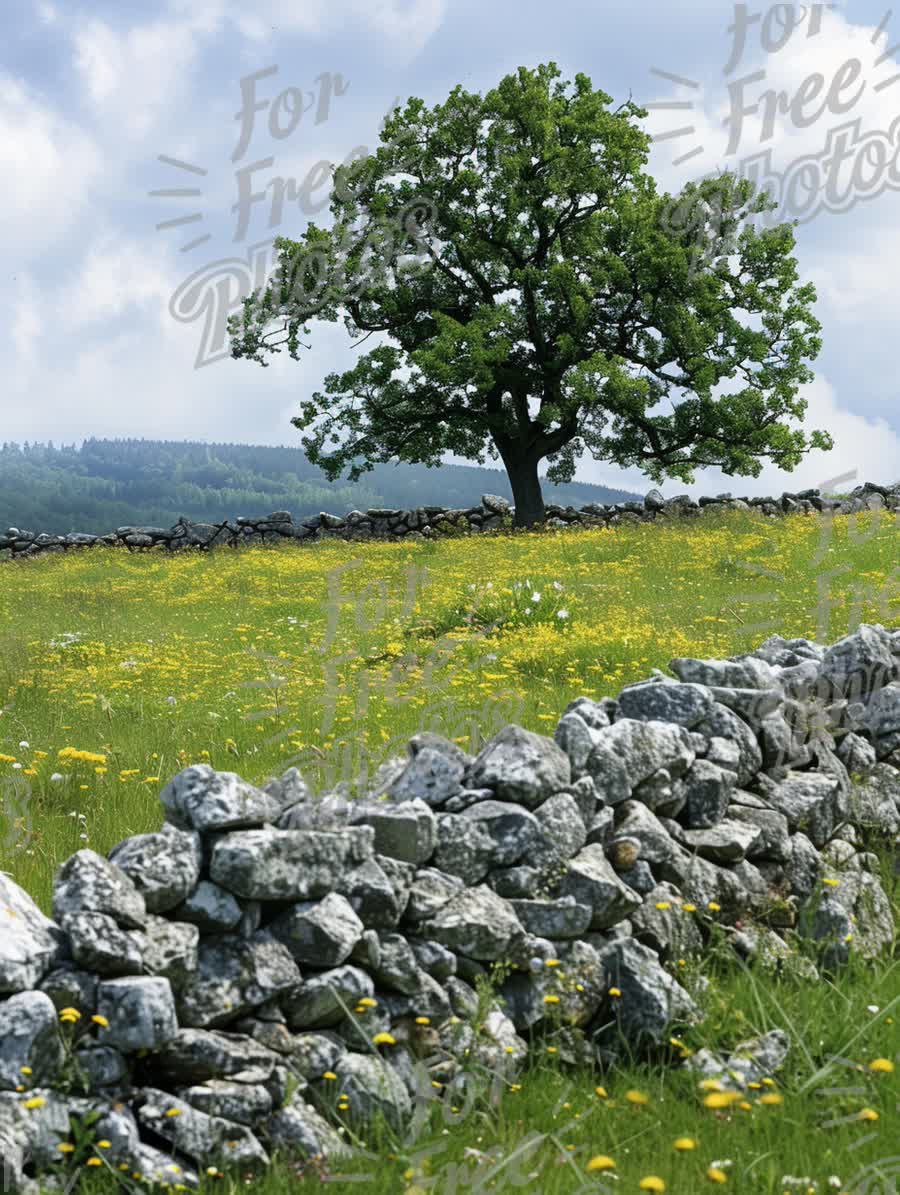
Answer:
xmin=502 ymin=450 xmax=546 ymax=528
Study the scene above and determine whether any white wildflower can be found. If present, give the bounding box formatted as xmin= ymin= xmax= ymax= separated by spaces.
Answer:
xmin=11 ymin=763 xmax=21 ymax=770
xmin=530 ymin=591 xmax=541 ymax=603
xmin=18 ymin=741 xmax=28 ymax=749
xmin=556 ymin=608 xmax=569 ymax=619
xmin=50 ymin=773 xmax=64 ymax=783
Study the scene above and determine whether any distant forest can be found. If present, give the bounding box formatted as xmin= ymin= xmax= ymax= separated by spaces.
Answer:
xmin=0 ymin=439 xmax=641 ymax=536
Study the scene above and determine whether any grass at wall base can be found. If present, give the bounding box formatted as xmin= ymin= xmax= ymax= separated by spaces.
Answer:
xmin=0 ymin=506 xmax=897 ymax=1194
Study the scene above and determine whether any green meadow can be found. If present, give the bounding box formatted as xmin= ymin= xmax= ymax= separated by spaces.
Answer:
xmin=1 ymin=507 xmax=898 ymax=1193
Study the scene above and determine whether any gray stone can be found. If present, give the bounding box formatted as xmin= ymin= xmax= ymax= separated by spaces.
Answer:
xmin=820 ymin=624 xmax=896 ymax=700
xmin=431 ymin=814 xmax=495 ymax=884
xmin=160 ymin=764 xmax=283 ymax=832
xmin=386 ymin=747 xmax=466 ymax=807
xmin=179 ymin=1080 xmax=273 ymax=1127
xmin=64 ymin=912 xmax=144 ymax=976
xmin=725 ymin=804 xmax=791 ymax=862
xmin=210 ymin=827 xmax=374 ymax=901
xmin=670 ymin=655 xmax=777 ymax=690
xmin=762 ymin=773 xmax=839 ymax=848
xmin=680 ymin=758 xmax=736 ymax=828
xmin=53 ymin=849 xmax=146 ymax=929
xmin=466 ymin=724 xmax=571 ymax=808
xmin=422 ymin=886 xmax=526 ymax=961
xmin=595 ymin=937 xmax=702 ymax=1046
xmin=0 ymin=875 xmax=61 ymax=994
xmin=138 ymin=1086 xmax=269 ymax=1169
xmin=328 ymin=1052 xmax=412 ymax=1133
xmin=0 ymin=992 xmax=65 ymax=1092
xmin=283 ymin=966 xmax=375 ymax=1030
xmin=267 ymin=1093 xmax=349 ymax=1160
xmin=610 ymin=801 xmax=678 ymax=866
xmin=616 ymin=679 xmax=714 ymax=728
xmin=508 ymin=896 xmax=592 ymax=939
xmin=96 ymin=976 xmax=179 ymax=1052
xmin=675 ymin=818 xmax=763 ymax=863
xmin=137 ymin=916 xmax=200 ymax=990
xmin=153 ymin=1029 xmax=281 ymax=1085
xmin=559 ymin=844 xmax=642 ymax=929
xmin=174 ymin=881 xmax=243 ymax=933
xmin=351 ymin=799 xmax=436 ymax=864
xmin=531 ymin=792 xmax=587 ymax=864
xmin=177 ymin=932 xmax=301 ymax=1028
xmin=628 ymin=883 xmax=704 ymax=960
xmin=584 ymin=719 xmax=695 ymax=805
xmin=460 ymin=800 xmax=542 ymax=866
xmin=845 ymin=764 xmax=900 ymax=833
xmin=402 ymin=868 xmax=465 ymax=924
xmin=694 ymin=704 xmax=763 ymax=785
xmin=73 ymin=1043 xmax=129 ymax=1089
xmin=268 ymin=893 xmax=364 ymax=967
xmin=108 ymin=823 xmax=202 ymax=913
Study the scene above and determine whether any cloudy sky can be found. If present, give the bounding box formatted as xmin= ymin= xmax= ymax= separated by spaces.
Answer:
xmin=4 ymin=0 xmax=899 ymax=497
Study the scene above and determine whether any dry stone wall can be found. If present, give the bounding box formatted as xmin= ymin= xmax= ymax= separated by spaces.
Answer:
xmin=1 ymin=624 xmax=899 ymax=1190
xmin=3 ymin=480 xmax=898 ymax=560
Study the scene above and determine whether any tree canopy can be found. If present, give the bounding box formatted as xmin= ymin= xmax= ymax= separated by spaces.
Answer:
xmin=228 ymin=61 xmax=832 ymax=526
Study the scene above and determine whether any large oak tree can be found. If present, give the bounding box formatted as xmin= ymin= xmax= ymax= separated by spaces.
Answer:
xmin=229 ymin=62 xmax=831 ymax=527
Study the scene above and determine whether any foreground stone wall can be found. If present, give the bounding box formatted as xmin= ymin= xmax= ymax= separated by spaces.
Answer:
xmin=1 ymin=624 xmax=899 ymax=1190
xmin=3 ymin=480 xmax=899 ymax=560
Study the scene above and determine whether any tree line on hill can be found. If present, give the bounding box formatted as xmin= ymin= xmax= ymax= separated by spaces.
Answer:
xmin=0 ymin=439 xmax=640 ymax=536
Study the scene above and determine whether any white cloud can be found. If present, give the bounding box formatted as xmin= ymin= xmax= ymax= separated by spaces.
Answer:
xmin=73 ymin=15 xmax=203 ymax=138
xmin=0 ymin=75 xmax=103 ymax=259
xmin=193 ymin=0 xmax=447 ymax=57
xmin=643 ymin=6 xmax=900 ymax=230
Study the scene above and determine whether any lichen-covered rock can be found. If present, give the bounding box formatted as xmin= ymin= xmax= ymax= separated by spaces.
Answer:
xmin=267 ymin=1092 xmax=350 ymax=1159
xmin=0 ymin=875 xmax=62 ymax=994
xmin=96 ymin=976 xmax=179 ymax=1052
xmin=421 ymin=886 xmax=526 ymax=960
xmin=0 ymin=992 xmax=65 ymax=1091
xmin=53 ymin=850 xmax=146 ymax=929
xmin=594 ymin=937 xmax=702 ymax=1047
xmin=584 ymin=720 xmax=695 ymax=805
xmin=64 ymin=912 xmax=144 ymax=976
xmin=350 ymin=799 xmax=436 ymax=864
xmin=268 ymin=893 xmax=364 ymax=967
xmin=160 ymin=764 xmax=282 ymax=832
xmin=137 ymin=916 xmax=200 ymax=990
xmin=138 ymin=1087 xmax=270 ymax=1169
xmin=283 ymin=966 xmax=375 ymax=1030
xmin=108 ymin=824 xmax=202 ymax=913
xmin=616 ymin=679 xmax=714 ymax=728
xmin=152 ymin=1029 xmax=282 ymax=1085
xmin=172 ymin=881 xmax=243 ymax=933
xmin=177 ymin=932 xmax=301 ymax=1028
xmin=210 ymin=827 xmax=375 ymax=901
xmin=466 ymin=725 xmax=571 ymax=808
xmin=559 ymin=845 xmax=642 ymax=929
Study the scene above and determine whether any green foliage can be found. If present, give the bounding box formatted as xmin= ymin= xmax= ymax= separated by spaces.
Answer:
xmin=230 ymin=61 xmax=831 ymax=524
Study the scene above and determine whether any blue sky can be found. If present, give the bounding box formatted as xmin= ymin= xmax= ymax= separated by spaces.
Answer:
xmin=4 ymin=0 xmax=899 ymax=497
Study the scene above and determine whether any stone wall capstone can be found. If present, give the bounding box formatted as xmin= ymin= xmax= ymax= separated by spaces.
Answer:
xmin=1 ymin=624 xmax=899 ymax=1189
xmin=2 ymin=480 xmax=898 ymax=560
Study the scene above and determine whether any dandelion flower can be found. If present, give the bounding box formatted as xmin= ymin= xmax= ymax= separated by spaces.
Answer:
xmin=639 ymin=1176 xmax=666 ymax=1192
xmin=586 ymin=1155 xmax=616 ymax=1172
xmin=674 ymin=1137 xmax=697 ymax=1151
xmin=868 ymin=1058 xmax=894 ymax=1074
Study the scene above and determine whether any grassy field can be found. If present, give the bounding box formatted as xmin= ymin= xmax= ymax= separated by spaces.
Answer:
xmin=1 ymin=506 xmax=898 ymax=1193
